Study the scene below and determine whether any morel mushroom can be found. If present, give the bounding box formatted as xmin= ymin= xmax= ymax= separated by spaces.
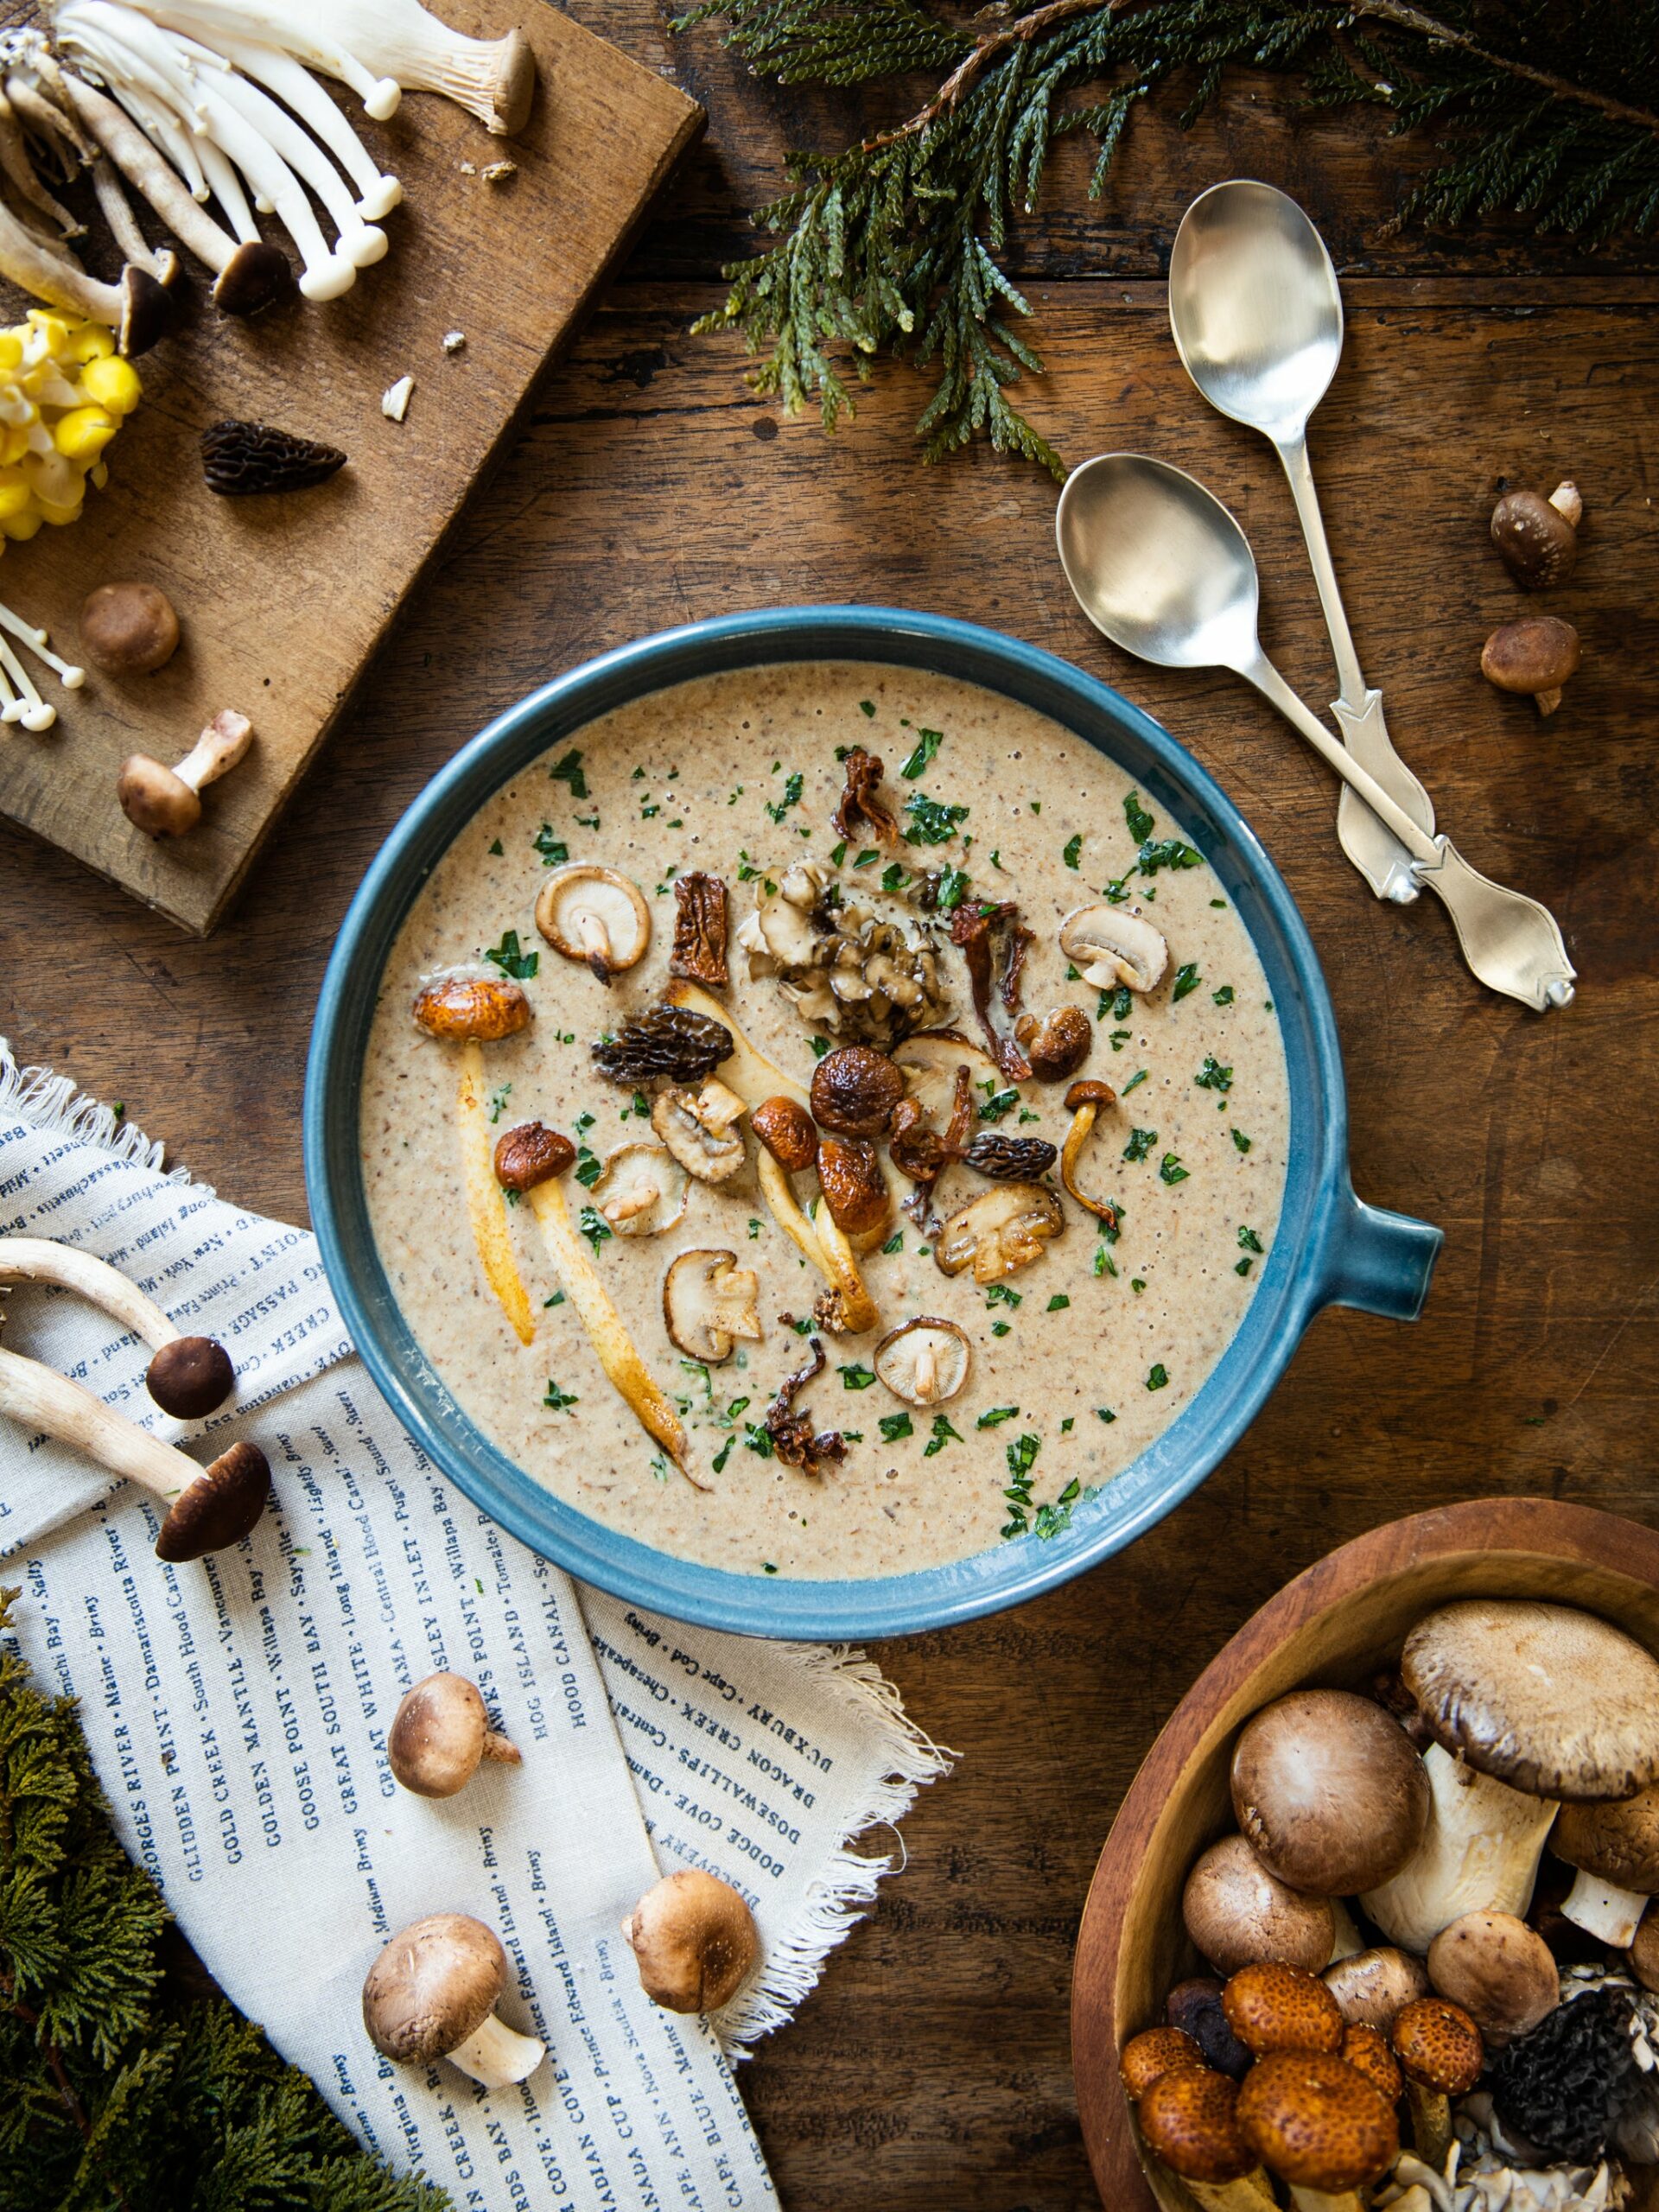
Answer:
xmin=670 ymin=870 xmax=728 ymax=986
xmin=118 ymin=709 xmax=252 ymax=836
xmin=593 ymin=1001 xmax=732 ymax=1086
xmin=961 ymin=1132 xmax=1058 ymax=1182
xmin=200 ymin=421 xmax=346 ymax=494
xmin=933 ymin=1182 xmax=1062 ymax=1284
xmin=362 ymin=1914 xmax=544 ymax=2088
xmin=1481 ymin=616 xmax=1580 ymax=716
xmin=651 ymin=1081 xmax=747 ymax=1183
xmin=388 ymin=1671 xmax=520 ymax=1798
xmin=662 ymin=1249 xmax=762 ymax=1363
xmin=1059 ymin=903 xmax=1168 ymax=995
xmin=1491 ymin=481 xmax=1581 ymax=590
xmin=536 ymin=864 xmax=651 ymax=983
xmin=415 ymin=971 xmax=532 ymax=1043
xmin=588 ymin=1142 xmax=687 ymax=1236
xmin=622 ymin=1870 xmax=760 ymax=2014
xmin=873 ymin=1317 xmax=969 ymax=1408
xmin=1014 ymin=1005 xmax=1091 ymax=1083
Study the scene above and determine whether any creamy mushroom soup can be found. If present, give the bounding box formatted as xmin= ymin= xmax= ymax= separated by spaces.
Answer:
xmin=359 ymin=663 xmax=1289 ymax=1579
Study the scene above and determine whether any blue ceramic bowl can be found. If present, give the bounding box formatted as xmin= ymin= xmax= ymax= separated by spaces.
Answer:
xmin=305 ymin=607 xmax=1440 ymax=1640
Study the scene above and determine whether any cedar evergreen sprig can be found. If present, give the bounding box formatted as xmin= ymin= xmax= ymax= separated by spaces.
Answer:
xmin=677 ymin=0 xmax=1659 ymax=474
xmin=0 ymin=1586 xmax=450 ymax=2212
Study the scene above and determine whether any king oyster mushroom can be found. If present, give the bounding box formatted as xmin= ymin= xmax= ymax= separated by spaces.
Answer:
xmin=589 ymin=1142 xmax=688 ymax=1236
xmin=1059 ymin=903 xmax=1168 ymax=996
xmin=737 ymin=861 xmax=952 ymax=1048
xmin=651 ymin=1080 xmax=747 ymax=1183
xmin=662 ymin=1249 xmax=762 ymax=1363
xmin=873 ymin=1317 xmax=970 ymax=1408
xmin=536 ymin=864 xmax=651 ymax=984
xmin=1361 ymin=1744 xmax=1559 ymax=1956
xmin=934 ymin=1181 xmax=1062 ymax=1285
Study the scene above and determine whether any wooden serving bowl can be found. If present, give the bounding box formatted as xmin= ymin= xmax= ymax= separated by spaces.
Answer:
xmin=1071 ymin=1498 xmax=1659 ymax=2210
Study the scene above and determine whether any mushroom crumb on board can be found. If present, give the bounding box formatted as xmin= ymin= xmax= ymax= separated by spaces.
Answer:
xmin=382 ymin=373 xmax=414 ymax=422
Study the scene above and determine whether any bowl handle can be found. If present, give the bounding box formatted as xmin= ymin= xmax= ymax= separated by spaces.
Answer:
xmin=1317 ymin=1183 xmax=1443 ymax=1321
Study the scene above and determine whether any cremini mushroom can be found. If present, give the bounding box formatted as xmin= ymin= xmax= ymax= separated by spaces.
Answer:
xmin=933 ymin=1180 xmax=1062 ymax=1285
xmin=1059 ymin=903 xmax=1168 ymax=995
xmin=1138 ymin=2065 xmax=1271 ymax=2211
xmin=79 ymin=580 xmax=178 ymax=674
xmin=891 ymin=1029 xmax=995 ymax=1122
xmin=1236 ymin=2050 xmax=1400 ymax=2211
xmin=873 ymin=1317 xmax=970 ymax=1408
xmin=1553 ymin=1784 xmax=1659 ymax=1948
xmin=589 ymin=1142 xmax=688 ymax=1236
xmin=1426 ymin=1910 xmax=1559 ymax=2046
xmin=0 ymin=1338 xmax=268 ymax=1559
xmin=361 ymin=1914 xmax=544 ymax=2088
xmin=0 ymin=1235 xmax=235 ymax=1418
xmin=1230 ymin=1689 xmax=1429 ymax=1897
xmin=1491 ymin=481 xmax=1581 ymax=590
xmin=1391 ymin=1996 xmax=1483 ymax=2170
xmin=651 ymin=1080 xmax=747 ymax=1184
xmin=810 ymin=1043 xmax=906 ymax=1137
xmin=535 ymin=864 xmax=651 ymax=983
xmin=388 ymin=1671 xmax=521 ymax=1798
xmin=1120 ymin=2024 xmax=1204 ymax=2100
xmin=1480 ymin=615 xmax=1581 ymax=716
xmin=414 ymin=971 xmax=531 ymax=1042
xmin=621 ymin=1869 xmax=760 ymax=2014
xmin=1631 ymin=1913 xmax=1659 ymax=1994
xmin=1322 ymin=1946 xmax=1430 ymax=2034
xmin=750 ymin=1095 xmax=818 ymax=1173
xmin=1183 ymin=1834 xmax=1334 ymax=1976
xmin=1058 ymin=1077 xmax=1120 ymax=1224
xmin=118 ymin=709 xmax=253 ymax=836
xmin=1014 ymin=1005 xmax=1092 ymax=1083
xmin=1223 ymin=1961 xmax=1344 ymax=2057
xmin=662 ymin=1249 xmax=762 ymax=1363
xmin=1361 ymin=1744 xmax=1559 ymax=1955
xmin=816 ymin=1135 xmax=891 ymax=1241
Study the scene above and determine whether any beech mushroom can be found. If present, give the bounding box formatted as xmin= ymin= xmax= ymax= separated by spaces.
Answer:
xmin=0 ymin=1235 xmax=235 ymax=1417
xmin=361 ymin=1914 xmax=544 ymax=2087
xmin=1014 ymin=1005 xmax=1092 ymax=1083
xmin=388 ymin=1671 xmax=521 ymax=1797
xmin=621 ymin=1869 xmax=759 ymax=2013
xmin=0 ymin=1339 xmax=268 ymax=1558
xmin=80 ymin=580 xmax=178 ymax=674
xmin=118 ymin=709 xmax=252 ymax=836
xmin=1491 ymin=481 xmax=1581 ymax=590
xmin=1183 ymin=1834 xmax=1334 ymax=1976
xmin=415 ymin=971 xmax=531 ymax=1042
xmin=0 ymin=174 xmax=169 ymax=353
xmin=650 ymin=1081 xmax=747 ymax=1184
xmin=1322 ymin=1947 xmax=1430 ymax=2034
xmin=1222 ymin=1961 xmax=1344 ymax=2057
xmin=1120 ymin=2025 xmax=1204 ymax=2099
xmin=1361 ymin=1743 xmax=1559 ymax=1955
xmin=1553 ymin=1785 xmax=1659 ymax=1948
xmin=536 ymin=864 xmax=651 ymax=983
xmin=590 ymin=1143 xmax=688 ymax=1236
xmin=1059 ymin=903 xmax=1168 ymax=995
xmin=873 ymin=1317 xmax=970 ymax=1408
xmin=933 ymin=1181 xmax=1062 ymax=1285
xmin=1235 ymin=2050 xmax=1400 ymax=2212
xmin=662 ymin=1249 xmax=762 ymax=1363
xmin=1390 ymin=1996 xmax=1483 ymax=2170
xmin=1426 ymin=1910 xmax=1559 ymax=2046
xmin=1230 ymin=1689 xmax=1429 ymax=1896
xmin=1480 ymin=615 xmax=1580 ymax=715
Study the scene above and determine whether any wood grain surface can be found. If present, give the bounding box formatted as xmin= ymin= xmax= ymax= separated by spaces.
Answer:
xmin=3 ymin=4 xmax=1658 ymax=2206
xmin=0 ymin=0 xmax=701 ymax=931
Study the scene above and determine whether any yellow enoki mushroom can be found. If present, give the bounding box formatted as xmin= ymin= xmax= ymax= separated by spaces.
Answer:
xmin=456 ymin=1043 xmax=536 ymax=1344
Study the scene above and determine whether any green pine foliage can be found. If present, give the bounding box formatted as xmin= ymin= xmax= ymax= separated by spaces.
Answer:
xmin=0 ymin=1588 xmax=450 ymax=2212
xmin=679 ymin=0 xmax=1659 ymax=472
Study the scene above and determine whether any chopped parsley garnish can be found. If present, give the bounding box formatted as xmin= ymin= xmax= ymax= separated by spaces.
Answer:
xmin=1047 ymin=1294 xmax=1071 ymax=1311
xmin=712 ymin=1438 xmax=734 ymax=1472
xmin=859 ymin=699 xmax=876 ymax=718
xmin=488 ymin=836 xmax=504 ymax=855
xmin=1159 ymin=1154 xmax=1189 ymax=1185
xmin=1232 ymin=1129 xmax=1253 ymax=1154
xmin=830 ymin=839 xmax=849 ymax=866
xmin=1137 ymin=836 xmax=1204 ymax=875
xmin=1034 ymin=1481 xmax=1082 ymax=1540
xmin=990 ymin=1320 xmax=1011 ymax=1337
xmin=1195 ymin=1057 xmax=1233 ymax=1092
xmin=1236 ymin=1257 xmax=1254 ymax=1277
xmin=748 ymin=1217 xmax=763 ymax=1239
xmin=1006 ymin=1432 xmax=1040 ymax=1479
xmin=985 ymin=1283 xmax=1023 ymax=1309
xmin=1109 ymin=1028 xmax=1132 ymax=1052
xmin=923 ymin=1414 xmax=962 ymax=1457
xmin=532 ymin=823 xmax=569 ymax=866
xmin=766 ymin=770 xmax=804 ymax=823
xmin=483 ymin=929 xmax=538 ymax=980
xmin=879 ymin=1411 xmax=913 ymax=1442
xmin=632 ymin=1090 xmax=651 ymax=1116
xmin=575 ymin=813 xmax=600 ymax=830
xmin=1147 ymin=1363 xmax=1169 ymax=1391
xmin=640 ymin=800 xmax=660 ymax=818
xmin=1173 ymin=963 xmax=1202 ymax=1001
xmin=903 ymin=791 xmax=969 ymax=846
xmin=899 ymin=728 xmax=943 ymax=779
xmin=543 ymin=1290 xmax=565 ymax=1307
xmin=933 ymin=862 xmax=970 ymax=910
xmin=549 ymin=747 xmax=587 ymax=798
xmin=577 ymin=1205 xmax=612 ymax=1252
xmin=487 ymin=1083 xmax=512 ymax=1124
xmin=1212 ymin=984 xmax=1235 ymax=1006
xmin=1096 ymin=1407 xmax=1116 ymax=1424
xmin=839 ymin=1363 xmax=877 ymax=1390
xmin=543 ymin=1379 xmax=579 ymax=1412
xmin=1122 ymin=1127 xmax=1156 ymax=1162
xmin=881 ymin=1232 xmax=904 ymax=1255
xmin=978 ymin=1086 xmax=1020 ymax=1123
xmin=854 ymin=848 xmax=880 ymax=868
xmin=1131 ymin=1277 xmax=1147 ymax=1293
xmin=575 ymin=1142 xmax=602 ymax=1188
xmin=880 ymin=861 xmax=909 ymax=893
xmin=737 ymin=851 xmax=762 ymax=882
xmin=810 ymin=1037 xmax=831 ymax=1059
xmin=1124 ymin=791 xmax=1156 ymax=842
xmin=1093 ymin=1248 xmax=1117 ymax=1278
xmin=744 ymin=1423 xmax=775 ymax=1459
xmin=762 ymin=1560 xmax=779 ymax=1574
xmin=1100 ymin=876 xmax=1132 ymax=906
xmin=1238 ymin=1225 xmax=1264 ymax=1254
xmin=977 ymin=1406 xmax=1020 ymax=1428
xmin=1063 ymin=833 xmax=1083 ymax=870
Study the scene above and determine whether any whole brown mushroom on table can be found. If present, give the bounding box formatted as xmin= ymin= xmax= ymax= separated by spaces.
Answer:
xmin=118 ymin=709 xmax=253 ymax=836
xmin=80 ymin=581 xmax=179 ymax=675
xmin=1491 ymin=482 xmax=1582 ymax=590
xmin=1480 ymin=616 xmax=1581 ymax=717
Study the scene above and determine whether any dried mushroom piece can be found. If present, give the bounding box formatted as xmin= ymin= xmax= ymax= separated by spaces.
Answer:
xmin=736 ymin=861 xmax=953 ymax=1049
xmin=670 ymin=871 xmax=729 ymax=986
xmin=934 ymin=1181 xmax=1062 ymax=1284
xmin=950 ymin=900 xmax=1033 ymax=1078
xmin=592 ymin=1002 xmax=732 ymax=1085
xmin=763 ymin=1335 xmax=848 ymax=1478
xmin=415 ymin=971 xmax=531 ymax=1042
xmin=1059 ymin=904 xmax=1168 ymax=995
xmin=662 ymin=1249 xmax=762 ymax=1363
xmin=536 ymin=864 xmax=651 ymax=984
xmin=590 ymin=1142 xmax=688 ymax=1236
xmin=651 ymin=1081 xmax=747 ymax=1183
xmin=832 ymin=746 xmax=897 ymax=843
xmin=200 ymin=418 xmax=346 ymax=494
xmin=873 ymin=1317 xmax=969 ymax=1408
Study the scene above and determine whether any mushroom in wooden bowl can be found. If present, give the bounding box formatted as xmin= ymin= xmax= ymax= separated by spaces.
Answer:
xmin=1072 ymin=1499 xmax=1659 ymax=2212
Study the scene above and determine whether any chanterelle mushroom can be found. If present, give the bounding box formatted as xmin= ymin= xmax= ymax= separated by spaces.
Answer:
xmin=1230 ymin=1689 xmax=1429 ymax=1897
xmin=651 ymin=1080 xmax=747 ymax=1183
xmin=933 ymin=1180 xmax=1062 ymax=1285
xmin=590 ymin=1142 xmax=688 ymax=1236
xmin=1059 ymin=903 xmax=1168 ymax=995
xmin=1553 ymin=1784 xmax=1659 ymax=1948
xmin=388 ymin=1671 xmax=521 ymax=1798
xmin=361 ymin=1913 xmax=544 ymax=2088
xmin=118 ymin=709 xmax=252 ymax=836
xmin=874 ymin=1317 xmax=970 ymax=1408
xmin=622 ymin=1870 xmax=760 ymax=2014
xmin=536 ymin=864 xmax=651 ymax=983
xmin=662 ymin=1249 xmax=762 ymax=1363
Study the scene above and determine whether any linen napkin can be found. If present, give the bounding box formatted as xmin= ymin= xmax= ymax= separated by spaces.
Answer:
xmin=0 ymin=1041 xmax=949 ymax=2209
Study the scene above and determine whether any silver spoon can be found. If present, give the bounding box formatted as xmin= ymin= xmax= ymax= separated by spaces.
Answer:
xmin=1168 ymin=178 xmax=1433 ymax=907
xmin=1055 ymin=454 xmax=1575 ymax=1012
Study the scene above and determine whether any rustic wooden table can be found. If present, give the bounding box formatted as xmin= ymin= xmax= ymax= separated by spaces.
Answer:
xmin=3 ymin=15 xmax=1657 ymax=2209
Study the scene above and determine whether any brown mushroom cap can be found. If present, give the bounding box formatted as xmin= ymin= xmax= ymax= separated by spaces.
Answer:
xmin=118 ymin=753 xmax=199 ymax=836
xmin=1480 ymin=616 xmax=1580 ymax=703
xmin=1339 ymin=2022 xmax=1402 ymax=2106
xmin=1553 ymin=1783 xmax=1659 ymax=1891
xmin=873 ymin=1317 xmax=971 ymax=1408
xmin=1491 ymin=485 xmax=1580 ymax=590
xmin=145 ymin=1334 xmax=234 ymax=1419
xmin=1222 ymin=1961 xmax=1344 ymax=2057
xmin=1402 ymin=1599 xmax=1659 ymax=1801
xmin=153 ymin=1438 xmax=270 ymax=1561
xmin=413 ymin=974 xmax=532 ymax=1043
xmin=1120 ymin=2025 xmax=1203 ymax=2099
xmin=118 ymin=263 xmax=173 ymax=356
xmin=80 ymin=582 xmax=180 ymax=675
xmin=810 ymin=1045 xmax=906 ymax=1137
xmin=1183 ymin=1834 xmax=1334 ymax=1976
xmin=621 ymin=1869 xmax=759 ymax=2013
xmin=362 ymin=1912 xmax=505 ymax=2062
xmin=1139 ymin=2065 xmax=1259 ymax=2184
xmin=388 ymin=1672 xmax=521 ymax=1798
xmin=213 ymin=238 xmax=296 ymax=317
xmin=1236 ymin=2051 xmax=1400 ymax=2191
xmin=1426 ymin=1910 xmax=1559 ymax=2046
xmin=1322 ymin=1946 xmax=1431 ymax=2033
xmin=816 ymin=1135 xmax=890 ymax=1238
xmin=1014 ymin=1006 xmax=1092 ymax=1083
xmin=1230 ymin=1688 xmax=1429 ymax=1896
xmin=1391 ymin=1996 xmax=1484 ymax=2094
xmin=493 ymin=1122 xmax=576 ymax=1193
xmin=1630 ymin=1913 xmax=1659 ymax=1994
xmin=751 ymin=1095 xmax=818 ymax=1173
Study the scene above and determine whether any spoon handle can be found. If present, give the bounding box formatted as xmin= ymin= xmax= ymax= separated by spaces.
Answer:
xmin=1242 ymin=652 xmax=1441 ymax=865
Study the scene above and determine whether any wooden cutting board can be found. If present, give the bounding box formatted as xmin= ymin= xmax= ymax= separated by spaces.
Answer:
xmin=0 ymin=0 xmax=702 ymax=932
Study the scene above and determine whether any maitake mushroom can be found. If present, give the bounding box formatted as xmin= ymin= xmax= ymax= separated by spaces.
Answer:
xmin=1059 ymin=903 xmax=1168 ymax=996
xmin=1491 ymin=481 xmax=1582 ymax=590
xmin=933 ymin=1181 xmax=1062 ymax=1285
xmin=118 ymin=709 xmax=252 ymax=836
xmin=536 ymin=864 xmax=651 ymax=983
xmin=662 ymin=1249 xmax=762 ymax=1363
xmin=388 ymin=1671 xmax=521 ymax=1798
xmin=873 ymin=1317 xmax=970 ymax=1408
xmin=622 ymin=1869 xmax=760 ymax=2013
xmin=736 ymin=861 xmax=953 ymax=1049
xmin=361 ymin=1914 xmax=544 ymax=2088
xmin=1481 ymin=616 xmax=1581 ymax=716
xmin=651 ymin=1080 xmax=747 ymax=1183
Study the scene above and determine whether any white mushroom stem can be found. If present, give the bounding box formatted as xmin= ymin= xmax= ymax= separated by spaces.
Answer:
xmin=0 ymin=601 xmax=86 ymax=733
xmin=0 ymin=1236 xmax=178 ymax=1351
xmin=444 ymin=2010 xmax=546 ymax=2088
xmin=0 ymin=1340 xmax=196 ymax=1502
xmin=1560 ymin=1870 xmax=1650 ymax=1948
xmin=205 ymin=37 xmax=400 ymax=216
xmin=1361 ymin=1744 xmax=1559 ymax=1955
xmin=46 ymin=65 xmax=246 ymax=276
xmin=0 ymin=176 xmax=129 ymax=331
xmin=172 ymin=708 xmax=252 ymax=795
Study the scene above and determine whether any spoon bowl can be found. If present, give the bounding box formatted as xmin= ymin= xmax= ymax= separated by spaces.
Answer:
xmin=1168 ymin=179 xmax=1344 ymax=439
